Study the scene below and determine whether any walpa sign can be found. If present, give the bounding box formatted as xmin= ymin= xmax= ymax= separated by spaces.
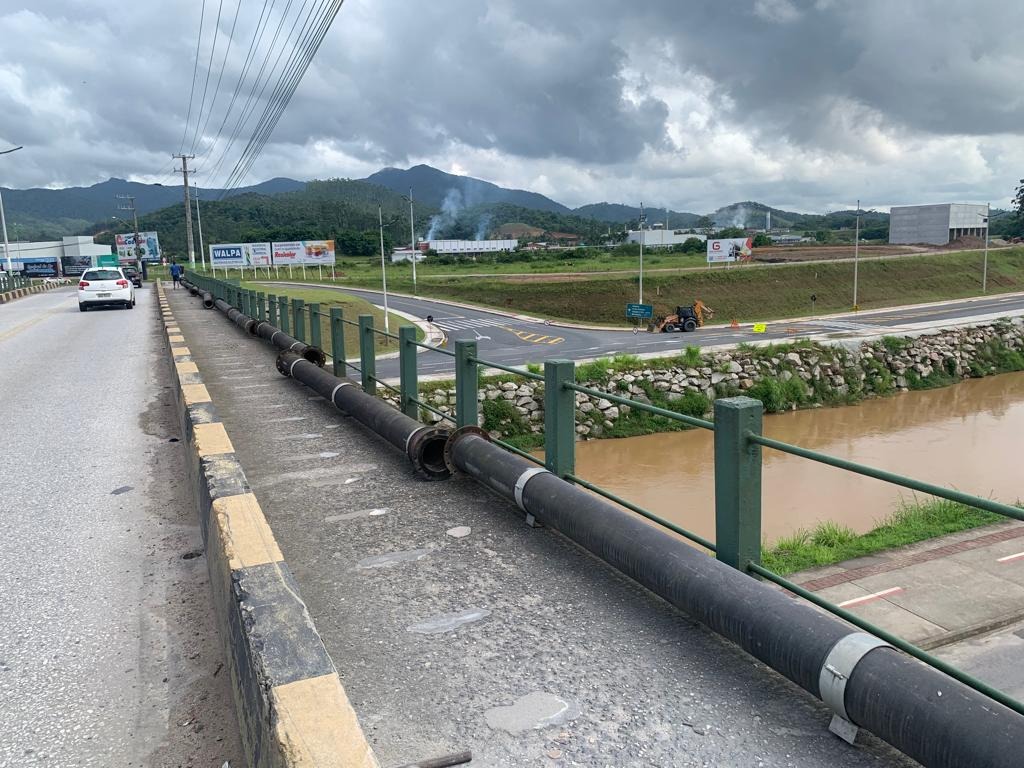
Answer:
xmin=209 ymin=242 xmax=272 ymax=267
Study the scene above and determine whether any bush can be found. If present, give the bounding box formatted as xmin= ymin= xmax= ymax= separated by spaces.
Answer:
xmin=481 ymin=398 xmax=531 ymax=438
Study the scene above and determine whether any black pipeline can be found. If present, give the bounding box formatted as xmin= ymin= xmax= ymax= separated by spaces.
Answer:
xmin=197 ymin=292 xmax=326 ymax=366
xmin=445 ymin=429 xmax=1024 ymax=768
xmin=276 ymin=350 xmax=450 ymax=479
xmin=180 ymin=278 xmax=215 ymax=309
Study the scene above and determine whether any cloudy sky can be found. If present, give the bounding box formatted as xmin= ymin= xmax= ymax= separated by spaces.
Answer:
xmin=0 ymin=0 xmax=1021 ymax=213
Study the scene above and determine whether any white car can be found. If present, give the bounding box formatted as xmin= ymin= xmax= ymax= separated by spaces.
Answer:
xmin=78 ymin=267 xmax=136 ymax=311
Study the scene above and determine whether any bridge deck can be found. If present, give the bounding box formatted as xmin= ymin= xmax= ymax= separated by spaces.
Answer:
xmin=167 ymin=288 xmax=914 ymax=767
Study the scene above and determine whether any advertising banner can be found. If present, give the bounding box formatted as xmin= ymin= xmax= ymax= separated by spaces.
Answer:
xmin=115 ymin=232 xmax=162 ymax=262
xmin=210 ymin=243 xmax=245 ymax=267
xmin=302 ymin=240 xmax=335 ymax=265
xmin=61 ymin=255 xmax=93 ymax=276
xmin=243 ymin=242 xmax=272 ymax=266
xmin=706 ymin=237 xmax=753 ymax=263
xmin=271 ymin=240 xmax=336 ymax=266
xmin=22 ymin=258 xmax=59 ymax=278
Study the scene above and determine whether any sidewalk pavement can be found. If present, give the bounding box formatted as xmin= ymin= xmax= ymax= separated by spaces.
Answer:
xmin=791 ymin=521 xmax=1024 ymax=650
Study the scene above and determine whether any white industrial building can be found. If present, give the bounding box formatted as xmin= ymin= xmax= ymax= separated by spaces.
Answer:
xmin=390 ymin=248 xmax=427 ymax=264
xmin=427 ymin=239 xmax=518 ymax=255
xmin=889 ymin=203 xmax=989 ymax=246
xmin=625 ymin=228 xmax=706 ymax=248
xmin=0 ymin=236 xmax=113 ymax=276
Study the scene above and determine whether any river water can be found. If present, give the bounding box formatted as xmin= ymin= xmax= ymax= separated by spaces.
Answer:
xmin=571 ymin=371 xmax=1024 ymax=545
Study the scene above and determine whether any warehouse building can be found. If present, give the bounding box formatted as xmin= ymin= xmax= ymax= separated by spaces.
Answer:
xmin=889 ymin=203 xmax=988 ymax=246
xmin=427 ymin=239 xmax=518 ymax=255
xmin=625 ymin=228 xmax=706 ymax=248
xmin=0 ymin=236 xmax=112 ymax=277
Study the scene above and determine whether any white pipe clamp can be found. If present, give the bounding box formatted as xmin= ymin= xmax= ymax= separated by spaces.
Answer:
xmin=513 ymin=467 xmax=550 ymax=513
xmin=819 ymin=632 xmax=892 ymax=723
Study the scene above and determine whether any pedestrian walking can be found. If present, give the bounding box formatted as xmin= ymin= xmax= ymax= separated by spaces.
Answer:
xmin=170 ymin=261 xmax=182 ymax=289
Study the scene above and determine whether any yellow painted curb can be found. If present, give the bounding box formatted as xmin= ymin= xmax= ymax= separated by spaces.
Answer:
xmin=212 ymin=493 xmax=285 ymax=570
xmin=271 ymin=674 xmax=379 ymax=768
xmin=175 ymin=360 xmax=200 ymax=375
xmin=169 ymin=334 xmax=185 ymax=343
xmin=181 ymin=383 xmax=212 ymax=405
xmin=193 ymin=422 xmax=235 ymax=456
xmin=173 ymin=346 xmax=193 ymax=357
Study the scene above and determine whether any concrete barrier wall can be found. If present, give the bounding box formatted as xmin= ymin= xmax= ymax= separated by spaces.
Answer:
xmin=156 ymin=282 xmax=379 ymax=768
xmin=0 ymin=279 xmax=73 ymax=304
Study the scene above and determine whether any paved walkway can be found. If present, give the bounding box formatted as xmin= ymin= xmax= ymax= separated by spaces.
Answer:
xmin=166 ymin=289 xmax=917 ymax=768
xmin=793 ymin=521 xmax=1024 ymax=650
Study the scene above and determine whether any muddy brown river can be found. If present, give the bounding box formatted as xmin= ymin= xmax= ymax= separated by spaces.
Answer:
xmin=570 ymin=371 xmax=1024 ymax=545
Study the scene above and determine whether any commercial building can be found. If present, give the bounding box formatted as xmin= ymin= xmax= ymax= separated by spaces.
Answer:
xmin=390 ymin=248 xmax=427 ymax=264
xmin=427 ymin=239 xmax=518 ymax=255
xmin=889 ymin=203 xmax=988 ymax=246
xmin=0 ymin=236 xmax=113 ymax=277
xmin=625 ymin=228 xmax=706 ymax=248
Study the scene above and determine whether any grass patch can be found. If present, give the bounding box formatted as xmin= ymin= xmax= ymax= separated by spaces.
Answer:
xmin=761 ymin=499 xmax=1007 ymax=575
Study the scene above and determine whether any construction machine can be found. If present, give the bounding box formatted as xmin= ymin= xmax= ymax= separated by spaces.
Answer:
xmin=647 ymin=300 xmax=715 ymax=333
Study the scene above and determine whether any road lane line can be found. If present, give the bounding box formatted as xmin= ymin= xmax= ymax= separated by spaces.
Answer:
xmin=997 ymin=551 xmax=1024 ymax=563
xmin=837 ymin=587 xmax=903 ymax=607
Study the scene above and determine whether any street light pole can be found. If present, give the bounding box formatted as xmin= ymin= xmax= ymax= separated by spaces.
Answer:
xmin=408 ymin=188 xmax=417 ymax=294
xmin=982 ymin=205 xmax=990 ymax=294
xmin=195 ymin=188 xmax=206 ymax=271
xmin=638 ymin=202 xmax=645 ymax=305
xmin=0 ymin=145 xmax=24 ymax=273
xmin=378 ymin=204 xmax=390 ymax=334
xmin=853 ymin=198 xmax=860 ymax=310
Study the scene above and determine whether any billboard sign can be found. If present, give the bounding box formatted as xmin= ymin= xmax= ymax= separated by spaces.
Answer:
xmin=210 ymin=243 xmax=245 ymax=267
xmin=22 ymin=258 xmax=59 ymax=278
xmin=272 ymin=240 xmax=336 ymax=265
xmin=115 ymin=232 xmax=162 ymax=262
xmin=706 ymin=237 xmax=753 ymax=263
xmin=61 ymin=255 xmax=93 ymax=276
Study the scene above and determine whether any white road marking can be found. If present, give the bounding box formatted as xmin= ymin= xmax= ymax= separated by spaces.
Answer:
xmin=997 ymin=551 xmax=1024 ymax=563
xmin=837 ymin=586 xmax=903 ymax=607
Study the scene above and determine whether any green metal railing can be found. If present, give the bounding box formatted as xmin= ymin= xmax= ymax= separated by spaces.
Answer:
xmin=183 ymin=268 xmax=1024 ymax=717
xmin=0 ymin=272 xmax=32 ymax=294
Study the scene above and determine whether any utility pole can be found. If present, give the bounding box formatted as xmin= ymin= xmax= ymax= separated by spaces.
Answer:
xmin=116 ymin=194 xmax=142 ymax=272
xmin=173 ymin=154 xmax=197 ymax=266
xmin=0 ymin=145 xmax=23 ymax=273
xmin=195 ymin=187 xmax=206 ymax=271
xmin=378 ymin=204 xmax=390 ymax=334
xmin=981 ymin=204 xmax=990 ymax=294
xmin=853 ymin=199 xmax=860 ymax=310
xmin=408 ymin=188 xmax=417 ymax=294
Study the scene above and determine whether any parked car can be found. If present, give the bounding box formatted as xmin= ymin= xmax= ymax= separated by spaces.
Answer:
xmin=121 ymin=265 xmax=143 ymax=288
xmin=78 ymin=268 xmax=136 ymax=311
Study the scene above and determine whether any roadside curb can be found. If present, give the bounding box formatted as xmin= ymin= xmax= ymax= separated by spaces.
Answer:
xmin=0 ymin=278 xmax=72 ymax=305
xmin=156 ymin=281 xmax=379 ymax=768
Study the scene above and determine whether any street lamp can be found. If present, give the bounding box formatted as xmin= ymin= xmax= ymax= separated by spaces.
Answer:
xmin=0 ymin=145 xmax=24 ymax=273
xmin=638 ymin=202 xmax=646 ymax=305
xmin=979 ymin=207 xmax=990 ymax=294
xmin=378 ymin=204 xmax=390 ymax=334
xmin=401 ymin=189 xmax=417 ymax=294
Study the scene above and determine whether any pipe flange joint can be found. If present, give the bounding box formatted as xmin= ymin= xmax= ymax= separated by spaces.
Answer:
xmin=330 ymin=381 xmax=355 ymax=407
xmin=514 ymin=467 xmax=550 ymax=513
xmin=443 ymin=426 xmax=490 ymax=475
xmin=819 ymin=632 xmax=892 ymax=722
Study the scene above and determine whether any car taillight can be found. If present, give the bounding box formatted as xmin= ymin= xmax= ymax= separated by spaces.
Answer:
xmin=79 ymin=281 xmax=89 ymax=289
xmin=117 ymin=279 xmax=129 ymax=287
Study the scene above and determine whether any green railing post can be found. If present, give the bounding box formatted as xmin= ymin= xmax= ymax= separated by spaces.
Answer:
xmin=544 ymin=360 xmax=576 ymax=479
xmin=257 ymin=292 xmax=266 ymax=321
xmin=358 ymin=315 xmax=376 ymax=394
xmin=714 ymin=396 xmax=764 ymax=572
xmin=279 ymin=295 xmax=289 ymax=334
xmin=454 ymin=340 xmax=479 ymax=428
xmin=398 ymin=326 xmax=419 ymax=419
xmin=245 ymin=289 xmax=254 ymax=317
xmin=309 ymin=303 xmax=322 ymax=349
xmin=330 ymin=307 xmax=346 ymax=377
xmin=292 ymin=298 xmax=305 ymax=342
xmin=268 ymin=294 xmax=277 ymax=326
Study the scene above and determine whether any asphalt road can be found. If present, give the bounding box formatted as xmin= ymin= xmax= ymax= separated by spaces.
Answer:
xmin=265 ymin=281 xmax=1024 ymax=378
xmin=0 ymin=287 xmax=241 ymax=766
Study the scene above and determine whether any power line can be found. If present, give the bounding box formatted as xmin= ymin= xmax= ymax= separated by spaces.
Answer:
xmin=191 ymin=0 xmax=276 ymax=175
xmin=188 ymin=0 xmax=227 ymax=154
xmin=220 ymin=0 xmax=342 ymax=193
xmin=179 ymin=0 xmax=209 ymax=154
xmin=205 ymin=0 xmax=304 ymax=187
xmin=193 ymin=0 xmax=248 ymax=156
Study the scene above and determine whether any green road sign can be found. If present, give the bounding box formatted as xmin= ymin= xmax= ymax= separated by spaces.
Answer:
xmin=626 ymin=303 xmax=654 ymax=319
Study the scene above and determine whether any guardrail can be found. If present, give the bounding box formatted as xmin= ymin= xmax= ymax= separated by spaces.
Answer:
xmin=0 ymin=272 xmax=33 ymax=294
xmin=185 ymin=268 xmax=1024 ymax=719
